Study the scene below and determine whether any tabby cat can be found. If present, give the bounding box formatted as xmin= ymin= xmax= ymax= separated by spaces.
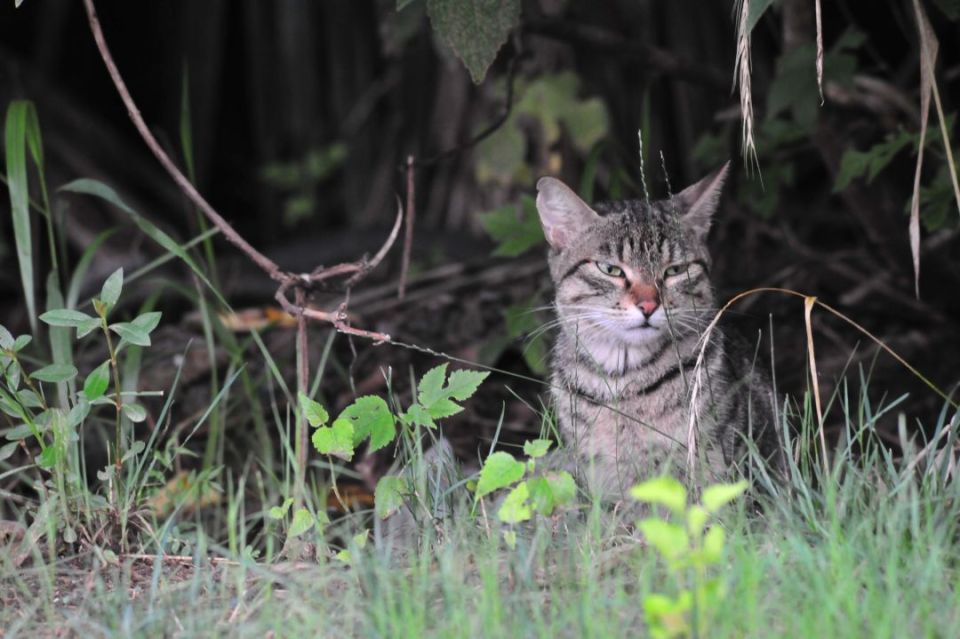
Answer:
xmin=535 ymin=163 xmax=781 ymax=500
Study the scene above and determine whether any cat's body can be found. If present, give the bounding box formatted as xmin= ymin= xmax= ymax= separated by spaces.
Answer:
xmin=536 ymin=164 xmax=781 ymax=500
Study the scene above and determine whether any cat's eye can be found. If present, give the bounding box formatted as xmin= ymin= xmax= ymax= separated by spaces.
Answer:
xmin=595 ymin=262 xmax=624 ymax=277
xmin=663 ymin=263 xmax=689 ymax=278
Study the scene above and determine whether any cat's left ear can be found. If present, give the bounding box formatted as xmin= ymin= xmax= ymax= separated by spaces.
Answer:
xmin=675 ymin=161 xmax=730 ymax=236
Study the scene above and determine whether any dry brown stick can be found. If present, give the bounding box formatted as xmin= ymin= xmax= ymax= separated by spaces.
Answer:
xmin=398 ymin=155 xmax=415 ymax=299
xmin=82 ymin=0 xmax=282 ymax=282
xmin=295 ymin=287 xmax=309 ymax=507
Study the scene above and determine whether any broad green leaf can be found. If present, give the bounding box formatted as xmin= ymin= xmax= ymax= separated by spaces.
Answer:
xmin=100 ymin=267 xmax=123 ymax=308
xmin=76 ymin=318 xmax=101 ymax=339
xmin=526 ymin=476 xmax=555 ymax=515
xmin=0 ymin=441 xmax=17 ymax=461
xmin=425 ymin=0 xmax=520 ymax=84
xmin=0 ymin=325 xmax=13 ymax=349
xmin=121 ymin=403 xmax=147 ymax=423
xmin=311 ymin=418 xmax=355 ymax=461
xmin=268 ymin=497 xmax=294 ymax=520
xmin=83 ymin=360 xmax=111 ymax=401
xmin=637 ymin=518 xmax=689 ymax=561
xmin=417 ymin=363 xmax=448 ymax=407
xmin=401 ymin=402 xmax=435 ymax=429
xmin=834 ymin=129 xmax=913 ymax=192
xmin=339 ymin=395 xmax=396 ymax=453
xmin=16 ymin=389 xmax=42 ymax=409
xmin=701 ymin=480 xmax=748 ymax=513
xmin=39 ymin=309 xmax=96 ymax=328
xmin=523 ymin=439 xmax=552 ymax=459
xmin=478 ymin=196 xmax=545 ymax=257
xmin=13 ymin=335 xmax=31 ymax=351
xmin=110 ymin=322 xmax=151 ymax=347
xmin=5 ymin=100 xmax=39 ymax=334
xmin=444 ymin=369 xmax=489 ymax=401
xmin=502 ymin=529 xmax=517 ymax=549
xmin=497 ymin=481 xmax=532 ymax=524
xmin=426 ymin=398 xmax=462 ymax=419
xmin=30 ymin=363 xmax=77 ymax=383
xmin=475 ymin=451 xmax=525 ymax=499
xmin=375 ymin=475 xmax=409 ymax=519
xmin=702 ymin=525 xmax=726 ymax=563
xmin=545 ymin=471 xmax=576 ymax=505
xmin=298 ymin=391 xmax=329 ymax=427
xmin=131 ymin=311 xmax=162 ymax=335
xmin=686 ymin=505 xmax=709 ymax=537
xmin=38 ymin=445 xmax=59 ymax=469
xmin=504 ymin=300 xmax=549 ymax=374
xmin=630 ymin=476 xmax=687 ymax=515
xmin=288 ymin=508 xmax=315 ymax=538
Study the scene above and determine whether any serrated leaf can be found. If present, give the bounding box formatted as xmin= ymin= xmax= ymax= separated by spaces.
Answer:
xmin=426 ymin=0 xmax=520 ymax=84
xmin=417 ymin=363 xmax=448 ymax=407
xmin=497 ymin=481 xmax=532 ymax=524
xmin=637 ymin=518 xmax=689 ymax=561
xmin=401 ymin=403 xmax=435 ymax=429
xmin=84 ymin=360 xmax=111 ymax=401
xmin=444 ymin=369 xmax=489 ymax=401
xmin=338 ymin=396 xmax=396 ymax=453
xmin=311 ymin=418 xmax=355 ymax=461
xmin=298 ymin=391 xmax=329 ymax=427
xmin=475 ymin=451 xmax=525 ymax=499
xmin=630 ymin=476 xmax=687 ymax=514
xmin=375 ymin=475 xmax=409 ymax=519
xmin=30 ymin=364 xmax=78 ymax=383
xmin=701 ymin=480 xmax=748 ymax=513
xmin=109 ymin=322 xmax=151 ymax=346
xmin=122 ymin=403 xmax=147 ymax=423
xmin=478 ymin=197 xmax=546 ymax=257
xmin=100 ymin=268 xmax=123 ymax=308
xmin=288 ymin=508 xmax=315 ymax=538
xmin=39 ymin=309 xmax=96 ymax=328
xmin=523 ymin=439 xmax=552 ymax=459
xmin=426 ymin=398 xmax=462 ymax=419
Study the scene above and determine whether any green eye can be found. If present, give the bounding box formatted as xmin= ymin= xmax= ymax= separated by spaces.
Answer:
xmin=596 ymin=262 xmax=624 ymax=277
xmin=663 ymin=263 xmax=689 ymax=278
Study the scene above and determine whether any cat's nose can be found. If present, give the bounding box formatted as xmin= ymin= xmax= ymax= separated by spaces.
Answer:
xmin=638 ymin=299 xmax=659 ymax=318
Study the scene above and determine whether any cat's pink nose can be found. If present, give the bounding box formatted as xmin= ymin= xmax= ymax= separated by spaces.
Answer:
xmin=638 ymin=299 xmax=659 ymax=318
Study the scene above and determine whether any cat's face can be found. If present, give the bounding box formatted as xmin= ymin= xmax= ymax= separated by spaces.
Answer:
xmin=536 ymin=165 xmax=728 ymax=350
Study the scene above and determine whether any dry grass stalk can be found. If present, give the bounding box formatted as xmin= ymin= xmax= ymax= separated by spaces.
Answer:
xmin=803 ymin=295 xmax=828 ymax=473
xmin=734 ymin=0 xmax=758 ymax=166
xmin=815 ymin=0 xmax=824 ymax=104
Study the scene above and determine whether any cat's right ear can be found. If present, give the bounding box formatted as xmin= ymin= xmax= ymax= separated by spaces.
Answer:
xmin=535 ymin=177 xmax=600 ymax=249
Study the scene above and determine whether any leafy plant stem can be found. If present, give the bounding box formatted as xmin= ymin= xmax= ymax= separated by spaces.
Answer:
xmin=100 ymin=315 xmax=124 ymax=470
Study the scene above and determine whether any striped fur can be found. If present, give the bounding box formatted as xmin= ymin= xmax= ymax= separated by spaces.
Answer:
xmin=536 ymin=166 xmax=780 ymax=501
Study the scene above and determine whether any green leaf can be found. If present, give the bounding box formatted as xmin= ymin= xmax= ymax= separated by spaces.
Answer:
xmin=39 ymin=309 xmax=96 ymax=328
xmin=30 ymin=364 xmax=77 ymax=383
xmin=16 ymin=389 xmax=42 ymax=409
xmin=268 ymin=497 xmax=294 ymax=520
xmin=686 ymin=505 xmax=709 ymax=537
xmin=504 ymin=300 xmax=549 ymax=375
xmin=298 ymin=391 xmax=329 ymax=428
xmin=523 ymin=439 xmax=552 ymax=459
xmin=338 ymin=395 xmax=396 ymax=453
xmin=5 ymin=100 xmax=41 ymax=335
xmin=630 ymin=476 xmax=687 ymax=515
xmin=76 ymin=318 xmax=101 ymax=339
xmin=131 ymin=311 xmax=162 ymax=335
xmin=311 ymin=418 xmax=355 ymax=461
xmin=637 ymin=518 xmax=689 ymax=561
xmin=38 ymin=445 xmax=59 ymax=469
xmin=375 ymin=475 xmax=409 ymax=519
xmin=526 ymin=477 xmax=555 ymax=515
xmin=425 ymin=0 xmax=521 ymax=84
xmin=701 ymin=480 xmax=749 ymax=513
xmin=417 ymin=363 xmax=448 ymax=407
xmin=702 ymin=525 xmax=726 ymax=563
xmin=426 ymin=398 xmax=462 ymax=420
xmin=444 ymin=369 xmax=489 ymax=401
xmin=0 ymin=325 xmax=13 ymax=349
xmin=109 ymin=322 xmax=151 ymax=347
xmin=545 ymin=471 xmax=576 ymax=505
xmin=401 ymin=403 xmax=436 ymax=429
xmin=834 ymin=129 xmax=913 ymax=192
xmin=497 ymin=481 xmax=532 ymax=524
xmin=478 ymin=196 xmax=546 ymax=257
xmin=100 ymin=268 xmax=123 ymax=308
xmin=13 ymin=335 xmax=31 ymax=352
xmin=288 ymin=508 xmax=315 ymax=538
xmin=83 ymin=360 xmax=111 ymax=401
xmin=0 ymin=441 xmax=17 ymax=461
xmin=746 ymin=0 xmax=777 ymax=32
xmin=475 ymin=451 xmax=525 ymax=499
xmin=121 ymin=403 xmax=147 ymax=423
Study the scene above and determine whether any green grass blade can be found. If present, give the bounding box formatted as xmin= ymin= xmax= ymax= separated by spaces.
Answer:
xmin=5 ymin=100 xmax=37 ymax=334
xmin=59 ymin=178 xmax=229 ymax=309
